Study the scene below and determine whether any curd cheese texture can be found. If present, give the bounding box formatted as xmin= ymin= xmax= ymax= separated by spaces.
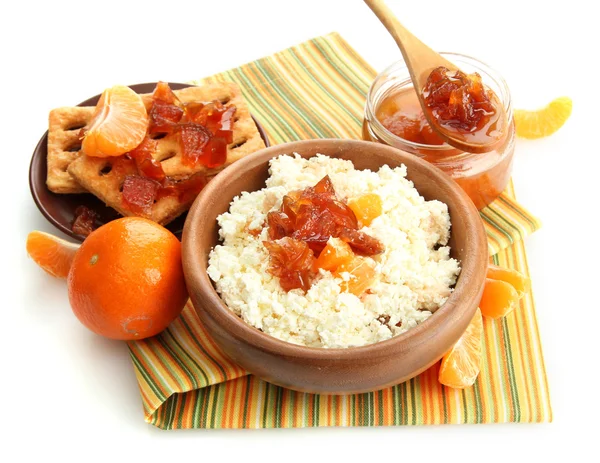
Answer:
xmin=207 ymin=154 xmax=461 ymax=348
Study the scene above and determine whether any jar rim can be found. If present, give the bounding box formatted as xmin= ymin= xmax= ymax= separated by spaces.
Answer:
xmin=365 ymin=52 xmax=513 ymax=154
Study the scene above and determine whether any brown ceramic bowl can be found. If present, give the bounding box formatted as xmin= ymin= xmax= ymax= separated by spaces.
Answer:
xmin=29 ymin=82 xmax=270 ymax=242
xmin=182 ymin=139 xmax=488 ymax=394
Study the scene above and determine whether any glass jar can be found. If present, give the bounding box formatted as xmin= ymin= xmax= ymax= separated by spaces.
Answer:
xmin=363 ymin=53 xmax=515 ymax=210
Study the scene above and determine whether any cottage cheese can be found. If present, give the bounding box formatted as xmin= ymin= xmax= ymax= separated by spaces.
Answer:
xmin=207 ymin=154 xmax=461 ymax=348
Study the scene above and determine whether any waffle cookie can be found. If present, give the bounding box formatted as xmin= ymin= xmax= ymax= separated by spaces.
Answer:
xmin=47 ymin=106 xmax=94 ymax=193
xmin=67 ymin=155 xmax=216 ymax=225
xmin=49 ymin=82 xmax=265 ymax=225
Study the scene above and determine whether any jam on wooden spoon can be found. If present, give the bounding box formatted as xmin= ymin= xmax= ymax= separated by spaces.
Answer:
xmin=363 ymin=0 xmax=507 ymax=153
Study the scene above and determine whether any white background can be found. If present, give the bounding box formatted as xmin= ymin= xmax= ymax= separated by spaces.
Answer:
xmin=2 ymin=0 xmax=598 ymax=461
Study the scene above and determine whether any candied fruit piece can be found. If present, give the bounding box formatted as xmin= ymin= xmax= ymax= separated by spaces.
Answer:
xmin=479 ymin=277 xmax=519 ymax=319
xmin=148 ymin=82 xmax=184 ymax=133
xmin=292 ymin=204 xmax=337 ymax=254
xmin=263 ymin=176 xmax=385 ymax=292
xmin=148 ymin=101 xmax=184 ymax=133
xmin=183 ymin=101 xmax=237 ymax=144
xmin=178 ymin=123 xmax=212 ymax=167
xmin=314 ymin=238 xmax=354 ymax=272
xmin=267 ymin=211 xmax=294 ymax=240
xmin=338 ymin=228 xmax=385 ymax=256
xmin=281 ymin=190 xmax=304 ymax=223
xmin=72 ymin=206 xmax=98 ymax=237
xmin=152 ymin=81 xmax=180 ymax=105
xmin=423 ymin=66 xmax=496 ymax=133
xmin=313 ymin=175 xmax=336 ymax=196
xmin=121 ymin=175 xmax=161 ymax=215
xmin=127 ymin=136 xmax=165 ymax=181
xmin=155 ymin=173 xmax=208 ymax=203
xmin=348 ymin=193 xmax=383 ymax=227
xmin=486 ymin=264 xmax=530 ymax=298
xmin=324 ymin=199 xmax=359 ymax=231
xmin=335 ymin=256 xmax=377 ymax=296
xmin=147 ymin=82 xmax=235 ymax=169
xmin=264 ymin=237 xmax=316 ymax=292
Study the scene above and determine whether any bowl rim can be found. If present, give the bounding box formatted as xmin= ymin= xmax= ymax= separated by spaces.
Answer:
xmin=182 ymin=139 xmax=488 ymax=359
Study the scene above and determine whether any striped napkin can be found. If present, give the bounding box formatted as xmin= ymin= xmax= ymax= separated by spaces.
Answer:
xmin=127 ymin=32 xmax=551 ymax=429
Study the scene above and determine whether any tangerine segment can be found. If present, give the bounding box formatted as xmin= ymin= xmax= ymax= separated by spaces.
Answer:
xmin=438 ymin=308 xmax=483 ymax=389
xmin=514 ymin=96 xmax=572 ymax=139
xmin=479 ymin=277 xmax=520 ymax=319
xmin=26 ymin=231 xmax=80 ymax=279
xmin=67 ymin=217 xmax=188 ymax=340
xmin=348 ymin=193 xmax=383 ymax=227
xmin=314 ymin=238 xmax=354 ymax=272
xmin=486 ymin=264 xmax=530 ymax=298
xmin=334 ymin=256 xmax=376 ymax=296
xmin=82 ymin=85 xmax=149 ymax=157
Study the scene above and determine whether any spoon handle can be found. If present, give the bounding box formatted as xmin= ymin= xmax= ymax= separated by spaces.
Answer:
xmin=363 ymin=0 xmax=456 ymax=91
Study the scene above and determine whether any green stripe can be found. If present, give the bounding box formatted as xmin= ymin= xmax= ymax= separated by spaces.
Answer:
xmin=158 ymin=334 xmax=201 ymax=389
xmin=237 ymin=63 xmax=300 ymax=142
xmin=287 ymin=48 xmax=362 ymax=131
xmin=479 ymin=335 xmax=496 ymax=423
xmin=442 ymin=386 xmax=448 ymax=424
xmin=483 ymin=205 xmax=525 ymax=242
xmin=473 ymin=381 xmax=483 ymax=423
xmin=230 ymin=66 xmax=294 ymax=143
xmin=201 ymin=385 xmax=212 ymax=427
xmin=242 ymin=375 xmax=251 ymax=427
xmin=192 ymin=388 xmax=202 ymax=428
xmin=128 ymin=348 xmax=167 ymax=402
xmin=162 ymin=329 xmax=206 ymax=387
xmin=176 ymin=392 xmax=187 ymax=429
xmin=400 ymin=382 xmax=408 ymax=424
xmin=312 ymin=38 xmax=371 ymax=96
xmin=274 ymin=386 xmax=282 ymax=428
xmin=293 ymin=46 xmax=364 ymax=119
xmin=501 ymin=316 xmax=521 ymax=422
xmin=329 ymin=33 xmax=378 ymax=81
xmin=409 ymin=378 xmax=417 ymax=425
xmin=209 ymin=383 xmax=221 ymax=428
xmin=350 ymin=390 xmax=356 ymax=425
xmin=179 ymin=317 xmax=228 ymax=382
xmin=480 ymin=212 xmax=514 ymax=247
xmin=255 ymin=59 xmax=331 ymax=138
xmin=497 ymin=195 xmax=539 ymax=232
xmin=462 ymin=389 xmax=469 ymax=423
xmin=262 ymin=383 xmax=271 ymax=428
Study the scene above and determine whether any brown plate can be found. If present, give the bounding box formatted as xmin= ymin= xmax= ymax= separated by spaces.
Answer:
xmin=29 ymin=82 xmax=270 ymax=242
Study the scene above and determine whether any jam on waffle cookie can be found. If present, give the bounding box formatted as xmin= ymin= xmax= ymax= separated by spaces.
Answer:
xmin=67 ymin=155 xmax=213 ymax=225
xmin=47 ymin=106 xmax=94 ymax=193
xmin=64 ymin=82 xmax=265 ymax=225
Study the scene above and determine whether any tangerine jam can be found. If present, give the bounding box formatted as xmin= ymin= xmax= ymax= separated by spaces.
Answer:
xmin=363 ymin=53 xmax=515 ymax=210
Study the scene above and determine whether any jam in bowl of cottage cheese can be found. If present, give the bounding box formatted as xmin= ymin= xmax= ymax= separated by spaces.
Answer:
xmin=182 ymin=139 xmax=488 ymax=394
xmin=207 ymin=154 xmax=461 ymax=349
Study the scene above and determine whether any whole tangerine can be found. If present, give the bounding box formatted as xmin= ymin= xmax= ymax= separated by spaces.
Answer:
xmin=67 ymin=217 xmax=188 ymax=340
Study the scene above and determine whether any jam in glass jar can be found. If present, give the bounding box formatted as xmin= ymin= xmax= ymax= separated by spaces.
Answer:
xmin=363 ymin=53 xmax=515 ymax=210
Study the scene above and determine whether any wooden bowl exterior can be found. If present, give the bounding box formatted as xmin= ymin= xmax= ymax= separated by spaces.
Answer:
xmin=182 ymin=139 xmax=487 ymax=394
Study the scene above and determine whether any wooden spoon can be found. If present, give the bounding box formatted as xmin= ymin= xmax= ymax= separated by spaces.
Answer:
xmin=364 ymin=0 xmax=506 ymax=154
